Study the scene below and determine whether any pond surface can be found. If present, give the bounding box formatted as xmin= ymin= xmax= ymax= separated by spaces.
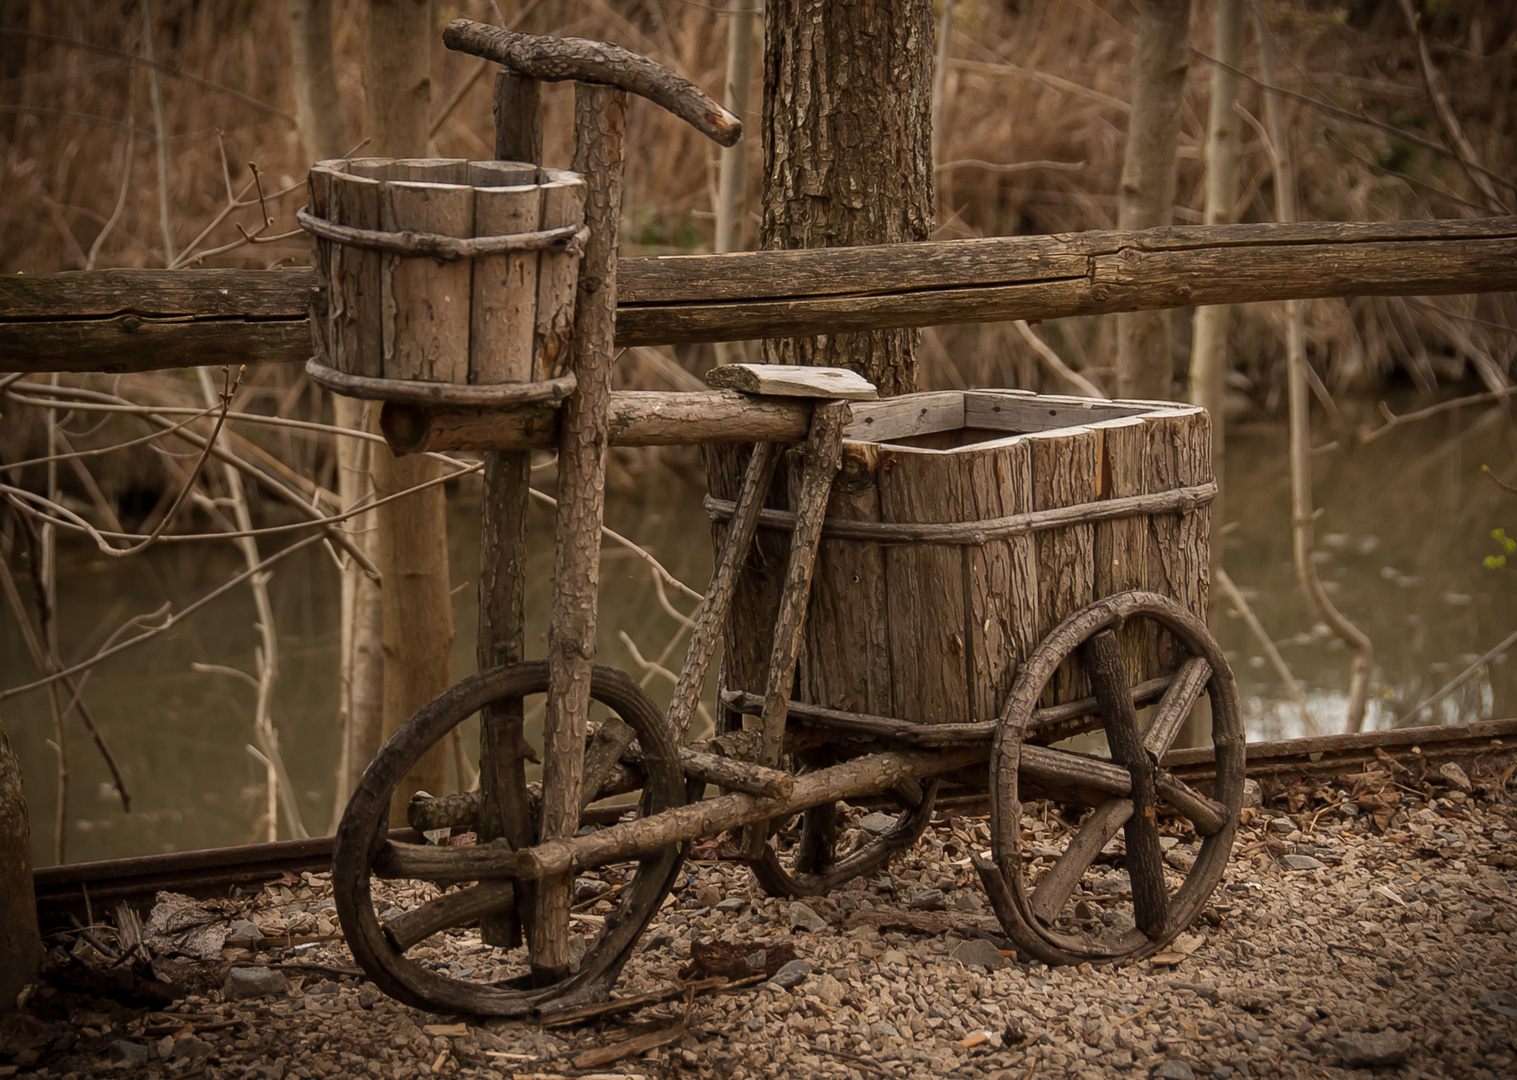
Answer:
xmin=4 ymin=392 xmax=1514 ymax=866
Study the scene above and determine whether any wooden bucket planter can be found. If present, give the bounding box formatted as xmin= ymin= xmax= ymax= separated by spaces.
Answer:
xmin=302 ymin=157 xmax=586 ymax=401
xmin=714 ymin=390 xmax=1214 ymax=725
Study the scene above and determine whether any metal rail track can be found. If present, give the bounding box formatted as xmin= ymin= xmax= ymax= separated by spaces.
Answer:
xmin=33 ymin=717 xmax=1515 ymax=928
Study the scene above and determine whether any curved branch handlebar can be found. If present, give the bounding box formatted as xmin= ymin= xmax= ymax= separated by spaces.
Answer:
xmin=442 ymin=19 xmax=742 ymax=147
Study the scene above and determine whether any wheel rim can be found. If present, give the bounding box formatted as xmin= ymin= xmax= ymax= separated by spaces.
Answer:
xmin=976 ymin=591 xmax=1244 ymax=965
xmin=332 ymin=662 xmax=685 ymax=1016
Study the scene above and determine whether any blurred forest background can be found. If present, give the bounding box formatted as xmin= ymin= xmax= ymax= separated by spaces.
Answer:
xmin=1 ymin=0 xmax=1515 ymax=864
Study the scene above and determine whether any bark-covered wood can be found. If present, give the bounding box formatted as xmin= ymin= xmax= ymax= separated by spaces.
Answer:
xmin=441 ymin=20 xmax=740 ymax=147
xmin=383 ymin=880 xmax=516 ymax=950
xmin=1 ymin=716 xmax=43 ymax=1013
xmin=516 ymin=746 xmax=984 ymax=881
xmin=7 ymin=219 xmax=1517 ymax=371
xmin=381 ymin=390 xmax=814 ymax=454
xmin=666 ymin=441 xmax=782 ymax=742
xmin=535 ymin=82 xmax=627 ymax=985
xmin=1082 ymin=629 xmax=1167 ymax=939
xmin=759 ymin=0 xmax=934 ymax=396
xmin=1116 ymin=0 xmax=1192 ymax=400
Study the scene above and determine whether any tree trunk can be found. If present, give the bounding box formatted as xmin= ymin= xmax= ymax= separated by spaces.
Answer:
xmin=712 ymin=0 xmax=759 ymax=367
xmin=1116 ymin=0 xmax=1192 ymax=400
xmin=0 ymin=715 xmax=43 ymax=1014
xmin=760 ymin=0 xmax=935 ymax=395
xmin=1254 ymin=6 xmax=1372 ymax=732
xmin=290 ymin=0 xmax=383 ymax=830
xmin=365 ymin=0 xmax=453 ymax=818
xmin=1182 ymin=0 xmax=1242 ymax=749
xmin=289 ymin=0 xmax=346 ymax=165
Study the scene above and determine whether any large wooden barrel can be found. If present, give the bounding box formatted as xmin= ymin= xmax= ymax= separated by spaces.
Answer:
xmin=305 ymin=157 xmax=585 ymax=390
xmin=713 ymin=389 xmax=1213 ymax=724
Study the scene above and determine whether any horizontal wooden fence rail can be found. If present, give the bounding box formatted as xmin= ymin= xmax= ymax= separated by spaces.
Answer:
xmin=3 ymin=217 xmax=1515 ymax=374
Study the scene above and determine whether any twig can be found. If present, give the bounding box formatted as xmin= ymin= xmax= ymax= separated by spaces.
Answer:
xmin=1396 ymin=628 xmax=1517 ymax=727
xmin=86 ymin=68 xmax=136 ymax=270
xmin=1358 ymin=387 xmax=1517 ymax=444
xmin=1396 ymin=0 xmax=1510 ymax=213
xmin=1013 ymin=319 xmax=1105 ymax=398
xmin=1216 ymin=567 xmax=1314 ymax=736
xmin=1483 ymin=465 xmax=1517 ymax=495
xmin=140 ymin=0 xmax=176 ymax=264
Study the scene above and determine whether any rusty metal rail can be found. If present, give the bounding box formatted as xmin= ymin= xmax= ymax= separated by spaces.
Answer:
xmin=32 ymin=717 xmax=1515 ymax=929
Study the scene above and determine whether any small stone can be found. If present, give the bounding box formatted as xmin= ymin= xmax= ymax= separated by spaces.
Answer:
xmin=172 ymin=1035 xmax=214 ymax=1062
xmin=574 ymin=876 xmax=611 ymax=902
xmin=1151 ymin=1062 xmax=1195 ymax=1080
xmin=1334 ymin=1030 xmax=1412 ymax=1067
xmin=697 ymin=884 xmax=723 ymax=908
xmin=716 ymin=898 xmax=748 ymax=913
xmin=907 ymin=888 xmax=946 ymax=911
xmin=951 ymin=938 xmax=1010 ymax=971
xmin=951 ymin=890 xmax=985 ymax=912
xmin=1241 ymin=779 xmax=1262 ymax=808
xmin=743 ymin=1015 xmax=765 ymax=1031
xmin=1479 ymin=990 xmax=1517 ymax=1020
xmin=1268 ymin=817 xmax=1295 ymax=834
xmin=224 ymin=966 xmax=291 ymax=1000
xmin=789 ymin=902 xmax=828 ymax=932
xmin=245 ymin=1064 xmax=286 ymax=1080
xmin=874 ymin=875 xmax=894 ymax=894
xmin=1437 ymin=762 xmax=1473 ymax=791
xmin=767 ymin=959 xmax=812 ymax=989
xmin=860 ymin=812 xmax=897 ymax=834
xmin=358 ymin=985 xmax=382 ymax=1009
xmin=107 ymin=1040 xmax=150 ymax=1066
xmin=1281 ymin=854 xmax=1325 ymax=871
xmin=869 ymin=1020 xmax=901 ymax=1039
xmin=815 ymin=973 xmax=845 ymax=1006
xmin=227 ymin=918 xmax=263 ymax=941
xmin=881 ymin=949 xmax=908 ymax=966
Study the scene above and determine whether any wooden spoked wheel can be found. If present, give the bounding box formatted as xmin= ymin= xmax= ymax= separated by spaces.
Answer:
xmin=974 ymin=591 xmax=1244 ymax=966
xmin=749 ymin=774 xmax=939 ymax=898
xmin=716 ymin=668 xmax=938 ymax=898
xmin=332 ymin=662 xmax=686 ymax=1016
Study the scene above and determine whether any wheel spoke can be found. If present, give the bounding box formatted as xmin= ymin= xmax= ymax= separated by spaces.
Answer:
xmin=1029 ymin=798 xmax=1132 ymax=926
xmin=1081 ymin=629 xmax=1168 ymax=941
xmin=1155 ymin=773 xmax=1230 ymax=837
xmin=383 ymin=881 xmax=517 ymax=951
xmin=1142 ymin=656 xmax=1212 ymax=757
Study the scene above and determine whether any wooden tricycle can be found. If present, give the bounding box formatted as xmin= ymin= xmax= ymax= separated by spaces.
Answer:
xmin=310 ymin=23 xmax=1244 ymax=1017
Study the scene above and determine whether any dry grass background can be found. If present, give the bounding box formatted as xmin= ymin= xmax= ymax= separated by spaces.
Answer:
xmin=1 ymin=0 xmax=1514 ymax=400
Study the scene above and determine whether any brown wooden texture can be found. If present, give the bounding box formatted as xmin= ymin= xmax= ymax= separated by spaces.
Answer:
xmin=535 ymin=82 xmax=627 ymax=985
xmin=381 ymin=390 xmax=813 ymax=454
xmin=441 ymin=19 xmax=740 ymax=147
xmin=6 ymin=218 xmax=1516 ymax=372
xmin=723 ymin=392 xmax=1210 ymax=729
xmin=477 ymin=87 xmax=549 ymax=953
xmin=1 ymin=718 xmax=42 ymax=1012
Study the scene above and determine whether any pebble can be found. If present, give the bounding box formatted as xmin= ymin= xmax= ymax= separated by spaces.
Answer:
xmin=860 ymin=812 xmax=898 ymax=834
xmin=224 ymin=966 xmax=291 ymax=999
xmin=951 ymin=938 xmax=1010 ymax=971
xmin=767 ymin=959 xmax=812 ymax=989
xmin=789 ymin=901 xmax=828 ymax=932
xmin=1151 ymin=1062 xmax=1195 ymax=1080
xmin=1334 ymin=1029 xmax=1412 ymax=1066
xmin=1280 ymin=854 xmax=1325 ymax=871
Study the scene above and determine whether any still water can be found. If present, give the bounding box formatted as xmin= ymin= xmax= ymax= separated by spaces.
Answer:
xmin=4 ymin=396 xmax=1514 ymax=866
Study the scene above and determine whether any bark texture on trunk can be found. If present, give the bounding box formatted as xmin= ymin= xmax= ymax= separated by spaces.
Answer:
xmin=1116 ymin=0 xmax=1192 ymax=400
xmin=760 ymin=0 xmax=935 ymax=396
xmin=364 ymin=0 xmax=453 ymax=818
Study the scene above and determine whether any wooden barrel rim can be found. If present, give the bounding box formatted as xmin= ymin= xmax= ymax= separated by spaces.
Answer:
xmin=305 ymin=356 xmax=577 ymax=405
xmin=702 ymin=481 xmax=1216 ymax=546
xmin=296 ymin=207 xmax=587 ymax=262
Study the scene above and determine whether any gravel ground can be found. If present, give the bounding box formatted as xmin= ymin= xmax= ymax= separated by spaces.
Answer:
xmin=5 ymin=757 xmax=1515 ymax=1080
